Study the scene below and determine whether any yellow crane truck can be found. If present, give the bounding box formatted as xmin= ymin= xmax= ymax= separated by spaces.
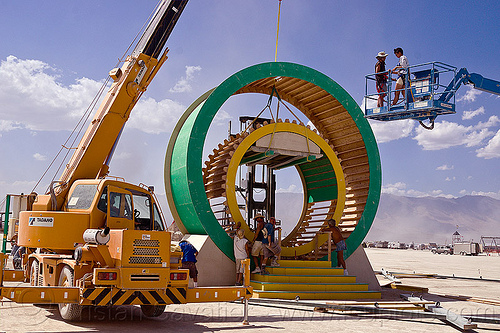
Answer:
xmin=0 ymin=0 xmax=251 ymax=321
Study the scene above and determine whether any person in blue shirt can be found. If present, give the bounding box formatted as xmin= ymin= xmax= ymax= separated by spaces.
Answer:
xmin=261 ymin=217 xmax=281 ymax=274
xmin=179 ymin=240 xmax=198 ymax=287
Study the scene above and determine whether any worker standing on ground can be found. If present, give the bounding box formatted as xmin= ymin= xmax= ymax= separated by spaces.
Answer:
xmin=323 ymin=219 xmax=348 ymax=276
xmin=375 ymin=51 xmax=389 ymax=107
xmin=251 ymin=215 xmax=265 ymax=273
xmin=392 ymin=47 xmax=409 ymax=105
xmin=233 ymin=229 xmax=251 ymax=285
xmin=179 ymin=240 xmax=199 ymax=288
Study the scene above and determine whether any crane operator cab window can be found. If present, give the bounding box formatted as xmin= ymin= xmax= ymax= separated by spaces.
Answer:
xmin=104 ymin=186 xmax=134 ymax=230
xmin=67 ymin=184 xmax=99 ymax=210
xmin=97 ymin=186 xmax=165 ymax=231
xmin=130 ymin=190 xmax=165 ymax=231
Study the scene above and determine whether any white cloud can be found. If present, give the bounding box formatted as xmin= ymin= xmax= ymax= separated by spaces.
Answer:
xmin=413 ymin=119 xmax=496 ymax=150
xmin=276 ymin=184 xmax=303 ymax=193
xmin=113 ymin=152 xmax=132 ymax=160
xmin=169 ymin=65 xmax=201 ymax=93
xmin=213 ymin=109 xmax=232 ymax=125
xmin=475 ymin=115 xmax=500 ymax=129
xmin=127 ymin=97 xmax=186 ymax=134
xmin=382 ymin=182 xmax=455 ymax=198
xmin=436 ymin=164 xmax=454 ymax=171
xmin=33 ymin=153 xmax=46 ymax=161
xmin=469 ymin=190 xmax=500 ymax=200
xmin=0 ymin=119 xmax=22 ymax=133
xmin=460 ymin=189 xmax=500 ymax=200
xmin=0 ymin=56 xmax=189 ymax=136
xmin=359 ymin=97 xmax=416 ymax=143
xmin=368 ymin=119 xmax=415 ymax=143
xmin=457 ymin=86 xmax=482 ymax=103
xmin=476 ymin=129 xmax=500 ymax=159
xmin=0 ymin=180 xmax=38 ymax=198
xmin=0 ymin=56 xmax=104 ymax=132
xmin=462 ymin=106 xmax=485 ymax=120
xmin=445 ymin=176 xmax=456 ymax=181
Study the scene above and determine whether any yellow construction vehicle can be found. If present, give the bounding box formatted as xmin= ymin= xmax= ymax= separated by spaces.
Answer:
xmin=0 ymin=0 xmax=251 ymax=321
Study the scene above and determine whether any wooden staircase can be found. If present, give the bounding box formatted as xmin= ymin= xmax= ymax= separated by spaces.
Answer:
xmin=251 ymin=260 xmax=380 ymax=300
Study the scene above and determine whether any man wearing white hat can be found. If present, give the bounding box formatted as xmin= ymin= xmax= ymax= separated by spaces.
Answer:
xmin=375 ymin=51 xmax=389 ymax=107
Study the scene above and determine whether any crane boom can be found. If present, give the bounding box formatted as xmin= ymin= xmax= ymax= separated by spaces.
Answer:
xmin=52 ymin=0 xmax=188 ymax=209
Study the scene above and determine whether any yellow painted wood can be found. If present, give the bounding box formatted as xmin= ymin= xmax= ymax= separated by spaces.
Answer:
xmin=249 ymin=259 xmax=380 ymax=300
xmin=275 ymin=260 xmax=331 ymax=268
xmin=251 ymin=274 xmax=356 ymax=284
xmin=225 ymin=122 xmax=346 ymax=256
xmin=266 ymin=267 xmax=344 ymax=276
xmin=250 ymin=281 xmax=369 ymax=292
xmin=252 ymin=290 xmax=381 ymax=300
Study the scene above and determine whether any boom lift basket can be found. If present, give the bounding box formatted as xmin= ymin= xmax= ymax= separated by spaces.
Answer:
xmin=364 ymin=62 xmax=458 ymax=126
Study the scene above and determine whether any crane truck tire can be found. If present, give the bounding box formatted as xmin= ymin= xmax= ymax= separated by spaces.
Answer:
xmin=29 ymin=260 xmax=40 ymax=286
xmin=140 ymin=304 xmax=166 ymax=317
xmin=58 ymin=265 xmax=83 ymax=321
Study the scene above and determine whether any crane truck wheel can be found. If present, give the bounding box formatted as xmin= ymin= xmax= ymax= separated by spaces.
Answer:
xmin=58 ymin=265 xmax=83 ymax=321
xmin=29 ymin=260 xmax=39 ymax=286
xmin=140 ymin=304 xmax=166 ymax=317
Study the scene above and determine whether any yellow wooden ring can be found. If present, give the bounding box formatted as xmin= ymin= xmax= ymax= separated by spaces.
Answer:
xmin=225 ymin=122 xmax=345 ymax=256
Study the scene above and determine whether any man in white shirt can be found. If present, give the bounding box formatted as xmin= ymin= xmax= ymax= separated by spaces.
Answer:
xmin=234 ymin=229 xmax=251 ymax=285
xmin=392 ymin=47 xmax=409 ymax=105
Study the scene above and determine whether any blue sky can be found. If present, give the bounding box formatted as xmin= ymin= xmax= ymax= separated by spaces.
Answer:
xmin=1 ymin=0 xmax=500 ymax=222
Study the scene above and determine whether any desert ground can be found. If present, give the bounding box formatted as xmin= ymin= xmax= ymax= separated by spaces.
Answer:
xmin=1 ymin=248 xmax=499 ymax=332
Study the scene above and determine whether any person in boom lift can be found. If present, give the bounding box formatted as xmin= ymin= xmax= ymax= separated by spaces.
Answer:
xmin=323 ymin=219 xmax=348 ymax=275
xmin=375 ymin=51 xmax=389 ymax=107
xmin=179 ymin=240 xmax=199 ymax=288
xmin=392 ymin=47 xmax=409 ymax=105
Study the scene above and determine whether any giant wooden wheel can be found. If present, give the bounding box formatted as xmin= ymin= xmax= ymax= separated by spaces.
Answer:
xmin=165 ymin=62 xmax=381 ymax=261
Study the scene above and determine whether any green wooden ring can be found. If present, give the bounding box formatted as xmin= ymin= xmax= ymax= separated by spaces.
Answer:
xmin=164 ymin=62 xmax=381 ymax=261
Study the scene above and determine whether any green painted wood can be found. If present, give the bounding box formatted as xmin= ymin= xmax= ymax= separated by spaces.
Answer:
xmin=164 ymin=62 xmax=381 ymax=262
xmin=240 ymin=150 xmax=274 ymax=165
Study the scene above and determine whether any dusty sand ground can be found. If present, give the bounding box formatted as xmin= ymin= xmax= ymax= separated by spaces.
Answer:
xmin=0 ymin=248 xmax=499 ymax=332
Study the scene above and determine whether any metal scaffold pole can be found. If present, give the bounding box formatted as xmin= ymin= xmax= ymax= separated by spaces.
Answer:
xmin=2 ymin=195 xmax=11 ymax=254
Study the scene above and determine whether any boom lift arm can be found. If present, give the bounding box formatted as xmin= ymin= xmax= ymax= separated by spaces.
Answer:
xmin=439 ymin=68 xmax=500 ymax=103
xmin=49 ymin=0 xmax=188 ymax=210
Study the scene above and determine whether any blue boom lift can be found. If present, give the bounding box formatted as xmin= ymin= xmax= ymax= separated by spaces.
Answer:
xmin=364 ymin=62 xmax=500 ymax=129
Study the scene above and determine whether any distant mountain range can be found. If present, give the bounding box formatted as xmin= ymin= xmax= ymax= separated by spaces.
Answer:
xmin=274 ymin=193 xmax=500 ymax=245
xmin=366 ymin=193 xmax=500 ymax=244
xmin=160 ymin=192 xmax=500 ymax=246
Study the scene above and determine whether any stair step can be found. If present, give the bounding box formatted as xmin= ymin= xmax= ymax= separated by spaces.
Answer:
xmin=250 ymin=259 xmax=380 ymax=301
xmin=275 ymin=260 xmax=331 ymax=268
xmin=251 ymin=273 xmax=356 ymax=284
xmin=252 ymin=290 xmax=382 ymax=300
xmin=251 ymin=281 xmax=369 ymax=292
xmin=265 ymin=267 xmax=344 ymax=276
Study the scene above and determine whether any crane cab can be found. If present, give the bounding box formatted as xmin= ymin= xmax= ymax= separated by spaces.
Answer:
xmin=365 ymin=62 xmax=458 ymax=129
xmin=18 ymin=179 xmax=166 ymax=250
